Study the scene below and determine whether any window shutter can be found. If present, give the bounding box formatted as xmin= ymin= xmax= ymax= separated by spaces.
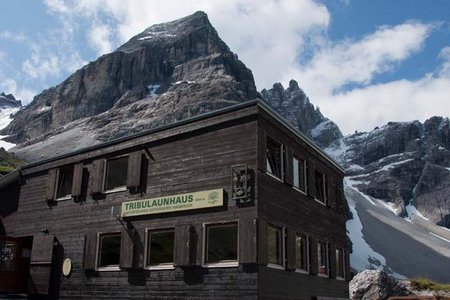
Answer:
xmin=83 ymin=232 xmax=97 ymax=270
xmin=120 ymin=230 xmax=133 ymax=269
xmin=309 ymin=236 xmax=318 ymax=275
xmin=329 ymin=243 xmax=336 ymax=278
xmin=307 ymin=164 xmax=316 ymax=198
xmin=126 ymin=151 xmax=142 ymax=189
xmin=258 ymin=130 xmax=267 ymax=171
xmin=133 ymin=228 xmax=145 ymax=269
xmin=71 ymin=163 xmax=83 ymax=198
xmin=239 ymin=218 xmax=257 ymax=264
xmin=90 ymin=159 xmax=105 ymax=194
xmin=285 ymin=146 xmax=293 ymax=185
xmin=174 ymin=224 xmax=192 ymax=267
xmin=257 ymin=218 xmax=268 ymax=266
xmin=29 ymin=234 xmax=55 ymax=295
xmin=286 ymin=228 xmax=296 ymax=271
xmin=45 ymin=169 xmax=57 ymax=202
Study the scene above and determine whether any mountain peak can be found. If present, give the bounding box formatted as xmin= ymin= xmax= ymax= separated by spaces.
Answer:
xmin=1 ymin=12 xmax=258 ymax=153
xmin=117 ymin=11 xmax=228 ymax=54
xmin=0 ymin=92 xmax=22 ymax=108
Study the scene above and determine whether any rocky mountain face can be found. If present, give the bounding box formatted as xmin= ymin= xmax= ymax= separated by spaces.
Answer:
xmin=328 ymin=117 xmax=450 ymax=228
xmin=1 ymin=11 xmax=258 ymax=149
xmin=260 ymin=80 xmax=342 ymax=148
xmin=0 ymin=93 xmax=22 ymax=108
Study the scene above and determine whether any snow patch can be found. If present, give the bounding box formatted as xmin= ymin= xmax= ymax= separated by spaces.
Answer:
xmin=174 ymin=80 xmax=196 ymax=85
xmin=0 ymin=107 xmax=19 ymax=150
xmin=405 ymin=203 xmax=429 ymax=221
xmin=429 ymin=232 xmax=450 ymax=243
xmin=310 ymin=120 xmax=334 ymax=138
xmin=39 ymin=105 xmax=52 ymax=113
xmin=380 ymin=159 xmax=414 ymax=171
xmin=345 ymin=177 xmax=376 ymax=206
xmin=376 ymin=199 xmax=401 ymax=216
xmin=347 ymin=198 xmax=389 ymax=271
xmin=324 ymin=139 xmax=349 ymax=163
xmin=138 ymin=33 xmax=176 ymax=40
xmin=0 ymin=107 xmax=19 ymax=130
xmin=348 ymin=164 xmax=365 ymax=171
xmin=0 ymin=136 xmax=16 ymax=150
xmin=147 ymin=84 xmax=160 ymax=97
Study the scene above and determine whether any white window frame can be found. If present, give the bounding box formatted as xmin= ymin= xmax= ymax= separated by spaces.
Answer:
xmin=267 ymin=224 xmax=285 ymax=270
xmin=266 ymin=136 xmax=284 ymax=182
xmin=144 ymin=228 xmax=175 ymax=270
xmin=55 ymin=166 xmax=74 ymax=201
xmin=317 ymin=241 xmax=329 ymax=277
xmin=335 ymin=247 xmax=346 ymax=280
xmin=293 ymin=156 xmax=308 ymax=195
xmin=294 ymin=233 xmax=309 ymax=274
xmin=95 ymin=232 xmax=121 ymax=271
xmin=103 ymin=155 xmax=128 ymax=194
xmin=202 ymin=221 xmax=239 ymax=268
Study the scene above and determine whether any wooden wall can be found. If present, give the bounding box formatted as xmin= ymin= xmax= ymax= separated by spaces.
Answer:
xmin=3 ymin=116 xmax=260 ymax=299
xmin=256 ymin=111 xmax=349 ymax=299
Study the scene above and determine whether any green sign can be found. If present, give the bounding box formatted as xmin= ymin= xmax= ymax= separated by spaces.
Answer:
xmin=121 ymin=189 xmax=224 ymax=217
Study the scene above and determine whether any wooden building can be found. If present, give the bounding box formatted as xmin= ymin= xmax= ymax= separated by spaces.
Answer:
xmin=0 ymin=100 xmax=349 ymax=299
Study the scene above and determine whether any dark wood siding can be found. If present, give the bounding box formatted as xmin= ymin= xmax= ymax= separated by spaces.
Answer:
xmin=259 ymin=266 xmax=348 ymax=300
xmin=239 ymin=218 xmax=257 ymax=264
xmin=0 ymin=117 xmax=259 ymax=299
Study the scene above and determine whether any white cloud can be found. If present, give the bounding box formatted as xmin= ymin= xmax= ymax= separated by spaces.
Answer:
xmin=287 ymin=22 xmax=433 ymax=99
xmin=438 ymin=46 xmax=450 ymax=77
xmin=88 ymin=22 xmax=113 ymax=55
xmin=0 ymin=77 xmax=35 ymax=104
xmin=321 ymin=55 xmax=450 ymax=134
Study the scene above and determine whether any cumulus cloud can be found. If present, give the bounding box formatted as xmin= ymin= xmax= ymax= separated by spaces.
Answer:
xmin=287 ymin=22 xmax=433 ymax=98
xmin=324 ymin=73 xmax=450 ymax=134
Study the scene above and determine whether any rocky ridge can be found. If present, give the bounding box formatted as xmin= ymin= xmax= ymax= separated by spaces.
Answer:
xmin=1 ymin=11 xmax=258 ymax=149
xmin=261 ymin=80 xmax=342 ymax=148
xmin=328 ymin=117 xmax=450 ymax=228
xmin=0 ymin=93 xmax=22 ymax=108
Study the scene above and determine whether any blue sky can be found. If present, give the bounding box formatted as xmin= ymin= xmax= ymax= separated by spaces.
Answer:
xmin=1 ymin=0 xmax=449 ymax=134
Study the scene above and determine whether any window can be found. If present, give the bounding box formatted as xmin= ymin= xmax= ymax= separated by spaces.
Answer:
xmin=336 ymin=248 xmax=345 ymax=279
xmin=146 ymin=229 xmax=174 ymax=268
xmin=266 ymin=136 xmax=283 ymax=179
xmin=317 ymin=241 xmax=329 ymax=276
xmin=295 ymin=234 xmax=309 ymax=272
xmin=315 ymin=170 xmax=327 ymax=204
xmin=293 ymin=157 xmax=307 ymax=193
xmin=268 ymin=224 xmax=284 ymax=267
xmin=97 ymin=233 xmax=121 ymax=269
xmin=56 ymin=166 xmax=74 ymax=199
xmin=205 ymin=223 xmax=238 ymax=266
xmin=104 ymin=156 xmax=128 ymax=191
xmin=0 ymin=240 xmax=17 ymax=272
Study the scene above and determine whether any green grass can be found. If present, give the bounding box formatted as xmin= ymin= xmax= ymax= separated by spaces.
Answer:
xmin=0 ymin=147 xmax=23 ymax=176
xmin=410 ymin=278 xmax=450 ymax=293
